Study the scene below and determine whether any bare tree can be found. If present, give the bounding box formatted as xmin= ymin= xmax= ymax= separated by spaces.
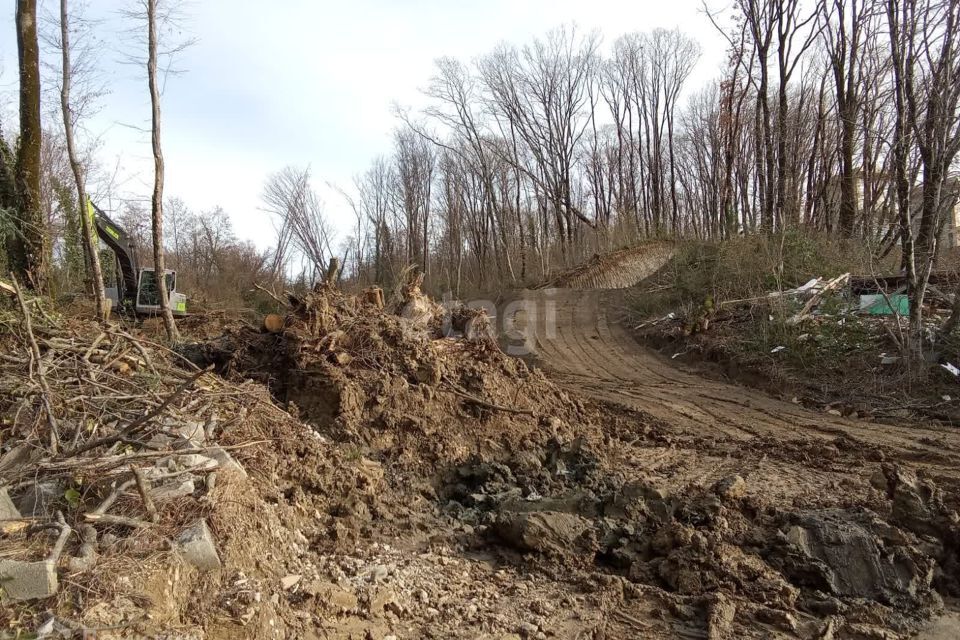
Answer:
xmin=481 ymin=27 xmax=600 ymax=260
xmin=736 ymin=0 xmax=778 ymax=231
xmin=885 ymin=0 xmax=960 ymax=360
xmin=821 ymin=0 xmax=870 ymax=237
xmin=262 ymin=166 xmax=336 ymax=281
xmin=772 ymin=0 xmax=825 ymax=227
xmin=145 ymin=0 xmax=177 ymax=339
xmin=393 ymin=129 xmax=436 ymax=276
xmin=58 ymin=0 xmax=107 ymax=321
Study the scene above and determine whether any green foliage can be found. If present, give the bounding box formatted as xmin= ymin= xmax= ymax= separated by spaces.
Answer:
xmin=63 ymin=487 xmax=81 ymax=508
xmin=51 ymin=176 xmax=86 ymax=294
xmin=731 ymin=299 xmax=880 ymax=375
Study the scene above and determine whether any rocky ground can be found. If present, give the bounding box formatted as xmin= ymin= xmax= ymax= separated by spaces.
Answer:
xmin=2 ymin=272 xmax=960 ymax=639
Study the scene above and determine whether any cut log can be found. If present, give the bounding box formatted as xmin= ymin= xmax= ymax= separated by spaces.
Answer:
xmin=263 ymin=314 xmax=284 ymax=333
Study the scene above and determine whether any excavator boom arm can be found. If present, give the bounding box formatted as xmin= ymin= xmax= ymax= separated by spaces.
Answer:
xmin=88 ymin=200 xmax=140 ymax=306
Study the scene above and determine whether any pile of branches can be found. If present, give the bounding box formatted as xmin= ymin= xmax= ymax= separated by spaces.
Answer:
xmin=0 ymin=278 xmax=260 ymax=609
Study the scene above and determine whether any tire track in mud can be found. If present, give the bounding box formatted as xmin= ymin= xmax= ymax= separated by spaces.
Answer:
xmin=495 ymin=285 xmax=960 ymax=639
xmin=518 ymin=287 xmax=960 ymax=483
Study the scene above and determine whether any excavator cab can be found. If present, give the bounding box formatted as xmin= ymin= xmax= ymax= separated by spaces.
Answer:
xmin=88 ymin=199 xmax=187 ymax=317
xmin=135 ymin=268 xmax=188 ymax=316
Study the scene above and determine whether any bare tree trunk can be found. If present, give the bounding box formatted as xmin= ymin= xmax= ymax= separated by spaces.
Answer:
xmin=60 ymin=0 xmax=108 ymax=322
xmin=12 ymin=0 xmax=47 ymax=292
xmin=147 ymin=0 xmax=178 ymax=341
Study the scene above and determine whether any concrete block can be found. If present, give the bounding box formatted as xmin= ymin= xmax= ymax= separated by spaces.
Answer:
xmin=174 ymin=454 xmax=218 ymax=471
xmin=0 ymin=560 xmax=58 ymax=601
xmin=0 ymin=487 xmax=21 ymax=520
xmin=151 ymin=477 xmax=196 ymax=501
xmin=208 ymin=447 xmax=247 ymax=479
xmin=175 ymin=519 xmax=221 ymax=571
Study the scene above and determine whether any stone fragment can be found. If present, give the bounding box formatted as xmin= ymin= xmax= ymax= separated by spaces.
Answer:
xmin=713 ymin=475 xmax=747 ymax=500
xmin=782 ymin=509 xmax=933 ymax=601
xmin=305 ymin=580 xmax=358 ymax=611
xmin=281 ymin=574 xmax=302 ymax=590
xmin=175 ymin=454 xmax=218 ymax=471
xmin=151 ymin=478 xmax=196 ymax=501
xmin=0 ymin=559 xmax=58 ymax=601
xmin=175 ymin=519 xmax=221 ymax=571
xmin=208 ymin=447 xmax=248 ymax=478
xmin=0 ymin=487 xmax=21 ymax=520
xmin=492 ymin=511 xmax=590 ymax=554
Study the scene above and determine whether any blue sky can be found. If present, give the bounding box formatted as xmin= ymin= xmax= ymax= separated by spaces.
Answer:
xmin=0 ymin=0 xmax=728 ymax=249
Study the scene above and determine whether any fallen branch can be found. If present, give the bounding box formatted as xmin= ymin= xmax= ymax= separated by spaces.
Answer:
xmin=48 ymin=512 xmax=72 ymax=564
xmin=111 ymin=328 xmax=160 ymax=378
xmin=254 ymin=282 xmax=289 ymax=307
xmin=93 ymin=479 xmax=137 ymax=515
xmin=442 ymin=379 xmax=536 ymax=416
xmin=131 ymin=465 xmax=159 ymax=523
xmin=64 ymin=366 xmax=212 ymax=458
xmin=0 ymin=278 xmax=15 ymax=296
xmin=82 ymin=332 xmax=109 ymax=365
xmin=83 ymin=513 xmax=154 ymax=529
xmin=12 ymin=274 xmax=60 ymax=453
xmin=12 ymin=440 xmax=271 ymax=483
xmin=787 ymin=273 xmax=851 ymax=325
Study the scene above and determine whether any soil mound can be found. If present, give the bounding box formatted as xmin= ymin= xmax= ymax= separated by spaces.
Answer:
xmin=191 ymin=282 xmax=580 ymax=477
xmin=542 ymin=242 xmax=675 ymax=290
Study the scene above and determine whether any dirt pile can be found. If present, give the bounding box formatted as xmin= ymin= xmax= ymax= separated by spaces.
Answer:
xmin=187 ymin=281 xmax=959 ymax=638
xmin=542 ymin=242 xmax=675 ymax=290
xmin=6 ymin=277 xmax=960 ymax=638
xmin=443 ymin=444 xmax=948 ymax=638
xmin=193 ymin=281 xmax=578 ymax=476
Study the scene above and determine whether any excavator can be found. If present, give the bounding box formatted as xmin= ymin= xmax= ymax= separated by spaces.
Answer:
xmin=88 ymin=199 xmax=187 ymax=317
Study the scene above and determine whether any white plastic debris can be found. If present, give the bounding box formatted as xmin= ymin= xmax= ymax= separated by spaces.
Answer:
xmin=771 ymin=346 xmax=786 ymax=354
xmin=941 ymin=362 xmax=960 ymax=377
xmin=772 ymin=278 xmax=820 ymax=297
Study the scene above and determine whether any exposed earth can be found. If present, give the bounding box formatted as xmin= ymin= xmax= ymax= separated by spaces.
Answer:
xmin=5 ymin=260 xmax=960 ymax=639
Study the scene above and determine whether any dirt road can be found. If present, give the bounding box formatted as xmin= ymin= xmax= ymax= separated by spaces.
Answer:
xmin=523 ymin=287 xmax=960 ymax=488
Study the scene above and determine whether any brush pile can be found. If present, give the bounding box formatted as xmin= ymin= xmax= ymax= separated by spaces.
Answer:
xmin=0 ymin=282 xmax=390 ymax=637
xmin=0 ymin=282 xmax=250 ymax=613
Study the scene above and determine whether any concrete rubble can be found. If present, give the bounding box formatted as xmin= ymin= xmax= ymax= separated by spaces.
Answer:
xmin=0 ymin=486 xmax=20 ymax=520
xmin=0 ymin=559 xmax=58 ymax=602
xmin=175 ymin=519 xmax=222 ymax=571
